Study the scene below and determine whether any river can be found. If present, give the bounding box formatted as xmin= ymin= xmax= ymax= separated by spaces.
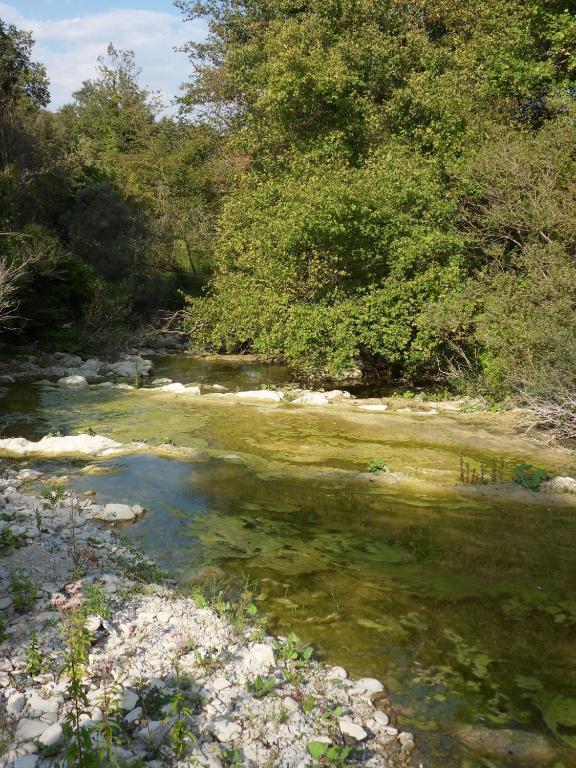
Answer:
xmin=1 ymin=355 xmax=575 ymax=767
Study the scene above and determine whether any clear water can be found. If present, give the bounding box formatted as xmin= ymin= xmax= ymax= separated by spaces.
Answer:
xmin=1 ymin=356 xmax=576 ymax=767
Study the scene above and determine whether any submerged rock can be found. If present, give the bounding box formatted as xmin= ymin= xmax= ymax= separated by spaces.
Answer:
xmin=454 ymin=724 xmax=557 ymax=765
xmin=156 ymin=383 xmax=201 ymax=395
xmin=231 ymin=390 xmax=284 ymax=402
xmin=292 ymin=392 xmax=330 ymax=406
xmin=325 ymin=389 xmax=352 ymax=401
xmin=356 ymin=404 xmax=388 ymax=412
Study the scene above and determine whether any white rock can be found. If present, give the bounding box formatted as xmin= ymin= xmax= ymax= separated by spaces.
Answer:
xmin=373 ymin=710 xmax=390 ymax=727
xmin=152 ymin=378 xmax=172 ymax=386
xmin=349 ymin=677 xmax=384 ymax=697
xmin=212 ymin=677 xmax=232 ymax=692
xmin=398 ymin=731 xmax=415 ymax=745
xmin=0 ymin=434 xmax=122 ymax=458
xmin=89 ymin=503 xmax=141 ymax=523
xmin=212 ymin=716 xmax=241 ymax=742
xmin=15 ymin=719 xmax=46 ymax=742
xmin=542 ymin=476 xmax=576 ymax=494
xmin=38 ymin=723 xmax=63 ymax=748
xmin=17 ymin=469 xmax=43 ymax=481
xmin=240 ymin=643 xmax=275 ymax=670
xmin=339 ymin=718 xmax=368 ymax=741
xmin=291 ymin=392 xmax=329 ymax=406
xmin=58 ymin=375 xmax=88 ymax=387
xmin=328 ymin=666 xmax=348 ymax=679
xmin=157 ymin=383 xmax=201 ymax=396
xmin=356 ymin=404 xmax=388 ymax=412
xmin=231 ymin=390 xmax=284 ymax=402
xmin=7 ymin=692 xmax=26 ymax=715
xmin=119 ymin=688 xmax=139 ymax=711
xmin=0 ymin=596 xmax=12 ymax=610
xmin=28 ymin=693 xmax=61 ymax=716
xmin=135 ymin=720 xmax=168 ymax=747
xmin=325 ymin=390 xmax=351 ymax=402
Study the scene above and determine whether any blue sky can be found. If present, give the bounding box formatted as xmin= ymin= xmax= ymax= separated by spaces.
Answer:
xmin=1 ymin=1 xmax=207 ymax=109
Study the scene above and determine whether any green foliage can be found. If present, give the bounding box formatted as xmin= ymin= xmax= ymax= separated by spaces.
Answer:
xmin=246 ymin=674 xmax=276 ymax=698
xmin=83 ymin=584 xmax=110 ymax=619
xmin=307 ymin=741 xmax=354 ymax=766
xmin=9 ymin=569 xmax=36 ymax=613
xmin=178 ymin=0 xmax=576 ymax=405
xmin=512 ymin=464 xmax=549 ymax=491
xmin=25 ymin=629 xmax=46 ymax=676
xmin=367 ymin=459 xmax=390 ymax=475
xmin=41 ymin=484 xmax=67 ymax=508
xmin=274 ymin=631 xmax=313 ymax=664
xmin=0 ymin=526 xmax=20 ymax=554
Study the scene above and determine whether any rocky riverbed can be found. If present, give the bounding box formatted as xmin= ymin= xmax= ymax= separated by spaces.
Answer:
xmin=0 ymin=466 xmax=419 ymax=768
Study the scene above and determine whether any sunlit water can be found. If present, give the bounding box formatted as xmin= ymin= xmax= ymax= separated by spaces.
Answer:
xmin=1 ymin=356 xmax=576 ymax=767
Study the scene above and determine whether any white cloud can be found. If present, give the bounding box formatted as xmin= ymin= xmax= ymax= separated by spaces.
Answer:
xmin=0 ymin=2 xmax=207 ymax=110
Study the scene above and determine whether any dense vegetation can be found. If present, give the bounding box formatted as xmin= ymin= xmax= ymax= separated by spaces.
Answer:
xmin=2 ymin=2 xmax=576 ymax=430
xmin=0 ymin=25 xmax=220 ymax=353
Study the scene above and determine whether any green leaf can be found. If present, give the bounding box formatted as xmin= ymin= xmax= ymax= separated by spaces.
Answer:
xmin=307 ymin=741 xmax=327 ymax=759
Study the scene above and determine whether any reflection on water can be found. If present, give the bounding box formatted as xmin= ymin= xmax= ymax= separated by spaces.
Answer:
xmin=2 ymin=356 xmax=576 ymax=767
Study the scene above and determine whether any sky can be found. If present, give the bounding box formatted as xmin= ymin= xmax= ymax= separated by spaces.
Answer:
xmin=1 ymin=1 xmax=208 ymax=110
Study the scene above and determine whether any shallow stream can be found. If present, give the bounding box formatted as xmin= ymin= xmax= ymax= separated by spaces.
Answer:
xmin=1 ymin=356 xmax=576 ymax=767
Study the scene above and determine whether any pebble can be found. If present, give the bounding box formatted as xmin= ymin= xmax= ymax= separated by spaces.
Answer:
xmin=212 ymin=716 xmax=242 ymax=742
xmin=15 ymin=719 xmax=47 ymax=742
xmin=38 ymin=723 xmax=64 ymax=748
xmin=349 ymin=677 xmax=384 ymax=697
xmin=339 ymin=718 xmax=368 ymax=741
xmin=119 ymin=688 xmax=139 ymax=711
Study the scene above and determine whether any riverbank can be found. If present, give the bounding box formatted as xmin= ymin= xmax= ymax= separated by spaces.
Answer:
xmin=0 ymin=466 xmax=419 ymax=768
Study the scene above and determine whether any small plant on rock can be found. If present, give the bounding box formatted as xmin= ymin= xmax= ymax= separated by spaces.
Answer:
xmin=25 ymin=630 xmax=46 ymax=676
xmin=307 ymin=741 xmax=355 ymax=767
xmin=41 ymin=483 xmax=67 ymax=508
xmin=167 ymin=660 xmax=197 ymax=760
xmin=0 ymin=527 xmax=20 ymax=554
xmin=91 ymin=654 xmax=123 ymax=767
xmin=83 ymin=584 xmax=110 ymax=619
xmin=274 ymin=632 xmax=313 ymax=666
xmin=367 ymin=459 xmax=390 ymax=474
xmin=512 ymin=463 xmax=549 ymax=490
xmin=222 ymin=748 xmax=244 ymax=767
xmin=10 ymin=570 xmax=36 ymax=613
xmin=52 ymin=581 xmax=96 ymax=767
xmin=246 ymin=675 xmax=276 ymax=699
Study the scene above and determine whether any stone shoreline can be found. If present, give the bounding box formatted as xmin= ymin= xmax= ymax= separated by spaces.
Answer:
xmin=0 ymin=466 xmax=420 ymax=768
